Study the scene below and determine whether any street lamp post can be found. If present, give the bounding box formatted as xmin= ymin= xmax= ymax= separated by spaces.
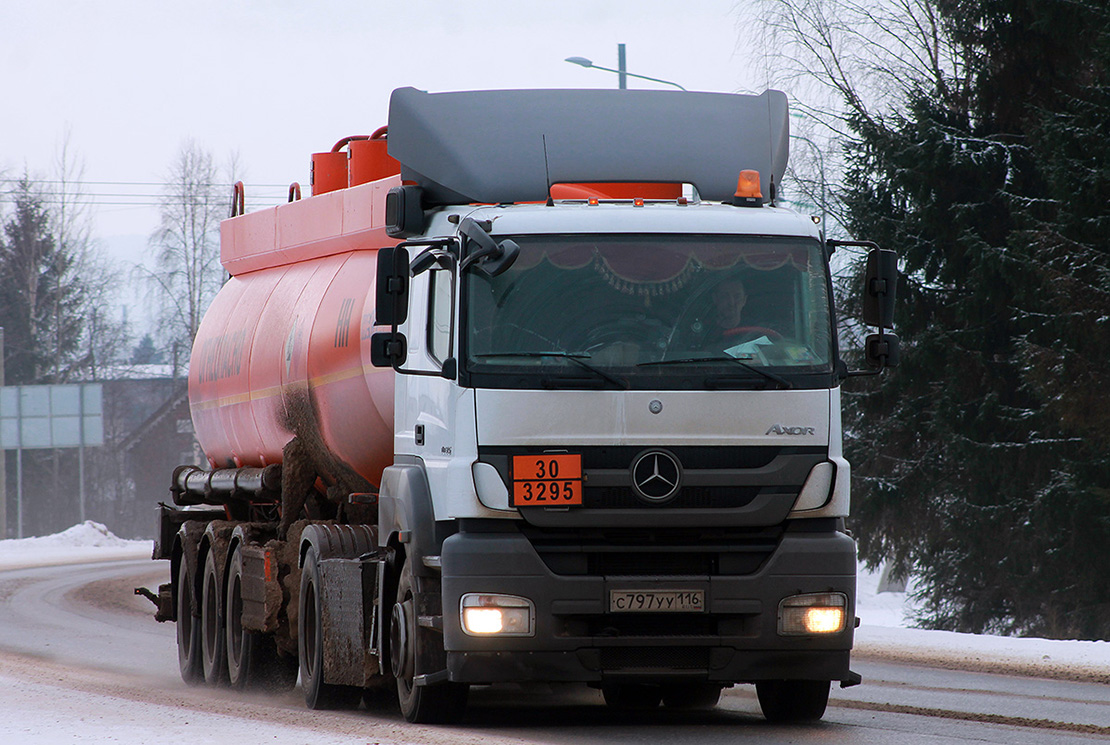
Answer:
xmin=565 ymin=45 xmax=687 ymax=91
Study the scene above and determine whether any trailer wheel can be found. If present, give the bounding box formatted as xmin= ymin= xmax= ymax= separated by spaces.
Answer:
xmin=661 ymin=683 xmax=722 ymax=709
xmin=390 ymin=560 xmax=468 ymax=723
xmin=175 ymin=559 xmax=203 ymax=685
xmin=755 ymin=679 xmax=830 ymax=722
xmin=201 ymin=549 xmax=228 ymax=685
xmin=298 ymin=547 xmax=361 ymax=709
xmin=226 ymin=545 xmax=297 ymax=691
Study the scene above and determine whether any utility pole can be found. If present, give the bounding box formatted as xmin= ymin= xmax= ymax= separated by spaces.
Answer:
xmin=618 ymin=43 xmax=627 ymax=90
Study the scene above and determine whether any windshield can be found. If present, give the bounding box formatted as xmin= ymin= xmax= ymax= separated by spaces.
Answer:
xmin=464 ymin=234 xmax=834 ymax=390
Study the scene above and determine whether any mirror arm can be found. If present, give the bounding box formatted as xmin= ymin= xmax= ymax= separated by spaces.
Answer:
xmin=379 ymin=237 xmax=459 ymax=377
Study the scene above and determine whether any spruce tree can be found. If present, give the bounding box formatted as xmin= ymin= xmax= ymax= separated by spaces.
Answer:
xmin=0 ymin=179 xmax=86 ymax=385
xmin=842 ymin=1 xmax=1110 ymax=638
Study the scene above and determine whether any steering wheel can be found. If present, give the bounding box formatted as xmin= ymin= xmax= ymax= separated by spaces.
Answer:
xmin=580 ymin=316 xmax=668 ymax=355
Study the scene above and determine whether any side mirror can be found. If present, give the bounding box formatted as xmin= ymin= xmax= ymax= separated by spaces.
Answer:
xmin=458 ymin=218 xmax=520 ymax=277
xmin=865 ymin=332 xmax=900 ymax=369
xmin=862 ymin=248 xmax=898 ymax=328
xmin=409 ymin=247 xmax=455 ymax=276
xmin=375 ymin=247 xmax=410 ymax=327
xmin=370 ymin=332 xmax=407 ymax=368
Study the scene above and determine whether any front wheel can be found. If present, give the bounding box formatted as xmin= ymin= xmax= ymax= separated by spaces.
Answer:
xmin=391 ymin=560 xmax=468 ymax=723
xmin=756 ymin=679 xmax=830 ymax=722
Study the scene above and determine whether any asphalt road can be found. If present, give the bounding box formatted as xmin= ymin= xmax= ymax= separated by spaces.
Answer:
xmin=0 ymin=558 xmax=1107 ymax=744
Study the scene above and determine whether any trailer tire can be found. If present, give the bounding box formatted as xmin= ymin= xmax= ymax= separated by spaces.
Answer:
xmin=201 ymin=549 xmax=228 ymax=685
xmin=391 ymin=560 xmax=468 ymax=723
xmin=176 ymin=559 xmax=204 ymax=685
xmin=756 ymin=679 xmax=830 ymax=722
xmin=226 ymin=544 xmax=297 ymax=691
xmin=298 ymin=547 xmax=361 ymax=709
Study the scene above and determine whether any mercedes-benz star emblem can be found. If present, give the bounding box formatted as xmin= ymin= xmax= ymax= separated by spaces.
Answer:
xmin=630 ymin=450 xmax=682 ymax=503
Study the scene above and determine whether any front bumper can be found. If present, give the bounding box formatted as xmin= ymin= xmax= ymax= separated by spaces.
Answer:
xmin=440 ymin=524 xmax=856 ymax=684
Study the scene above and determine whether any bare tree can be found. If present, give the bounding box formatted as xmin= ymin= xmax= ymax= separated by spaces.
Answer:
xmin=50 ymin=131 xmax=129 ymax=379
xmin=148 ymin=140 xmax=228 ymax=357
xmin=751 ymin=0 xmax=976 ymax=229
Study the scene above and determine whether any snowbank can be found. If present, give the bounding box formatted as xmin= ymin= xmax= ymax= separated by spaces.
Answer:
xmin=855 ymin=564 xmax=1110 ymax=683
xmin=0 ymin=521 xmax=151 ymax=570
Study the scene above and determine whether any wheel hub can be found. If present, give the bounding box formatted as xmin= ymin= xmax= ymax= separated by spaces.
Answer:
xmin=390 ymin=601 xmax=410 ymax=680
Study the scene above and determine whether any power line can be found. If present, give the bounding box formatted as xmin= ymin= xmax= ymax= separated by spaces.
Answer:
xmin=0 ymin=178 xmax=294 ymax=188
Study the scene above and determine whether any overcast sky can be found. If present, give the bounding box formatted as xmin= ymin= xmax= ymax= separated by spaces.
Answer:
xmin=3 ymin=1 xmax=761 ymax=243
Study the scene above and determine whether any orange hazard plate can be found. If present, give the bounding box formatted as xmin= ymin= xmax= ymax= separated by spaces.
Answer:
xmin=511 ymin=454 xmax=583 ymax=506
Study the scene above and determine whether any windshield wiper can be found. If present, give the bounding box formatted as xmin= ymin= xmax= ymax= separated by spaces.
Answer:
xmin=472 ymin=352 xmax=629 ymax=389
xmin=637 ymin=356 xmax=793 ymax=389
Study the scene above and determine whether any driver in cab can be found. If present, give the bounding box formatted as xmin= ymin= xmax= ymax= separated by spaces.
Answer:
xmin=695 ymin=277 xmax=776 ymax=349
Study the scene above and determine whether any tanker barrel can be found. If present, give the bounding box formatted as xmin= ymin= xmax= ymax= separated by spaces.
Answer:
xmin=171 ymin=464 xmax=283 ymax=507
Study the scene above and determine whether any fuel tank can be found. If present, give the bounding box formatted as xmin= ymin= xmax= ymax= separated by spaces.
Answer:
xmin=188 ymin=176 xmax=400 ymax=485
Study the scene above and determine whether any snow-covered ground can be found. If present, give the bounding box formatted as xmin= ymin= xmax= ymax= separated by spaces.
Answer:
xmin=0 ymin=522 xmax=1107 ymax=745
xmin=0 ymin=521 xmax=151 ymax=571
xmin=855 ymin=564 xmax=1110 ymax=682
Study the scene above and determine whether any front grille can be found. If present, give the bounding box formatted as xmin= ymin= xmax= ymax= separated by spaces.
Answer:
xmin=477 ymin=445 xmax=824 ymax=511
xmin=600 ymin=646 xmax=710 ymax=670
xmin=591 ymin=552 xmax=714 ymax=576
xmin=521 ymin=525 xmax=782 ymax=577
xmin=582 ymin=484 xmax=764 ymax=509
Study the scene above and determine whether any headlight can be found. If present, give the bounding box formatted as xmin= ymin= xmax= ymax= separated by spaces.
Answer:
xmin=778 ymin=592 xmax=848 ymax=636
xmin=460 ymin=593 xmax=535 ymax=637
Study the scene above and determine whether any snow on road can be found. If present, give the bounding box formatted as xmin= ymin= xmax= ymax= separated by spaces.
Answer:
xmin=0 ymin=523 xmax=1107 ymax=743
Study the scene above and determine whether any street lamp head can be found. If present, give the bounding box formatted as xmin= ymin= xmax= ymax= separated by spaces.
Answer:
xmin=565 ymin=56 xmax=594 ymax=68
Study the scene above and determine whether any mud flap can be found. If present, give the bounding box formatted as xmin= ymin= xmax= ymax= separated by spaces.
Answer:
xmin=299 ymin=523 xmax=385 ymax=689
xmin=317 ymin=554 xmax=384 ymax=687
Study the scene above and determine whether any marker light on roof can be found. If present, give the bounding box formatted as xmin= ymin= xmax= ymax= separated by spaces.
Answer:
xmin=732 ymin=170 xmax=763 ymax=207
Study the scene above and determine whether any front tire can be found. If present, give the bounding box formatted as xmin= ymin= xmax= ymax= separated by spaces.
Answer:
xmin=175 ymin=559 xmax=203 ymax=685
xmin=225 ymin=544 xmax=297 ymax=691
xmin=391 ymin=560 xmax=468 ymax=723
xmin=298 ymin=547 xmax=361 ymax=709
xmin=756 ymin=679 xmax=830 ymax=722
xmin=200 ymin=549 xmax=227 ymax=685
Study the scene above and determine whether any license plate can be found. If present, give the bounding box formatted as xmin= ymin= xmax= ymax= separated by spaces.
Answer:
xmin=609 ymin=590 xmax=705 ymax=613
xmin=511 ymin=454 xmax=583 ymax=506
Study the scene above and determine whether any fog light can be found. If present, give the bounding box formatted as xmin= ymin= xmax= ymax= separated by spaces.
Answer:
xmin=460 ymin=594 xmax=535 ymax=637
xmin=778 ymin=592 xmax=848 ymax=636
